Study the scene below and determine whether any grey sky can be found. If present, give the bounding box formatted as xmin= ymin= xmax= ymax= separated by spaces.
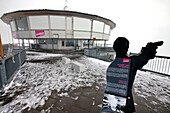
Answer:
xmin=0 ymin=0 xmax=170 ymax=56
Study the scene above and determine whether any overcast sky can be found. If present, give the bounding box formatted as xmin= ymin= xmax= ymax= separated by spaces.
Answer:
xmin=0 ymin=0 xmax=170 ymax=56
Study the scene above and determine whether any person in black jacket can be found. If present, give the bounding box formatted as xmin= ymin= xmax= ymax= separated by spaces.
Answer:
xmin=112 ymin=37 xmax=163 ymax=113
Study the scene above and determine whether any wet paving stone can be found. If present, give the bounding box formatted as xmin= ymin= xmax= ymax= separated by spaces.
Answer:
xmin=74 ymin=95 xmax=93 ymax=111
xmin=56 ymin=97 xmax=75 ymax=112
xmin=89 ymin=106 xmax=102 ymax=113
xmin=68 ymin=106 xmax=88 ymax=113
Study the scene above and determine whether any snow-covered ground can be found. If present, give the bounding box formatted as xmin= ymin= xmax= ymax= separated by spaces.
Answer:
xmin=0 ymin=51 xmax=169 ymax=113
xmin=0 ymin=52 xmax=109 ymax=113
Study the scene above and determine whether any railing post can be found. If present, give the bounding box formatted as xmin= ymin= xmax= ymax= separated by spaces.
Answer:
xmin=0 ymin=59 xmax=7 ymax=88
xmin=18 ymin=53 xmax=21 ymax=66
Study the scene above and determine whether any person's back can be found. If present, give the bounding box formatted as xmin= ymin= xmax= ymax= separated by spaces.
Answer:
xmin=110 ymin=37 xmax=163 ymax=113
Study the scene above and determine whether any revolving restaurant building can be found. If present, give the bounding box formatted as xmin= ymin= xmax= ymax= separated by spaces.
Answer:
xmin=1 ymin=9 xmax=116 ymax=50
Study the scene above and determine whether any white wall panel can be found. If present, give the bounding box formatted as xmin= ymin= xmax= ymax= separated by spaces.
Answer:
xmin=51 ymin=31 xmax=65 ymax=38
xmin=18 ymin=31 xmax=30 ymax=38
xmin=92 ymin=32 xmax=103 ymax=39
xmin=103 ymin=34 xmax=110 ymax=40
xmin=74 ymin=31 xmax=91 ymax=39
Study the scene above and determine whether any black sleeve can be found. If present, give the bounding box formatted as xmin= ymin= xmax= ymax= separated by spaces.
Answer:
xmin=130 ymin=55 xmax=149 ymax=70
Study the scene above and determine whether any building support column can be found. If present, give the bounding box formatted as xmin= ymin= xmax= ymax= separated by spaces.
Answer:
xmin=104 ymin=40 xmax=106 ymax=48
xmin=28 ymin=39 xmax=30 ymax=49
xmin=18 ymin=39 xmax=20 ymax=49
xmin=88 ymin=39 xmax=90 ymax=49
xmin=22 ymin=39 xmax=25 ymax=49
xmin=52 ymin=39 xmax=54 ymax=51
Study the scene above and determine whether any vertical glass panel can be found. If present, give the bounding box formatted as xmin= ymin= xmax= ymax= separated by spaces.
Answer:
xmin=93 ymin=20 xmax=104 ymax=32
xmin=47 ymin=39 xmax=53 ymax=44
xmin=53 ymin=39 xmax=58 ymax=44
xmin=104 ymin=24 xmax=110 ymax=34
xmin=39 ymin=39 xmax=47 ymax=44
xmin=16 ymin=16 xmax=28 ymax=31
xmin=83 ymin=40 xmax=93 ymax=46
xmin=50 ymin=16 xmax=65 ymax=29
xmin=66 ymin=40 xmax=74 ymax=47
xmin=10 ymin=20 xmax=17 ymax=31
xmin=29 ymin=16 xmax=49 ymax=29
xmin=74 ymin=17 xmax=91 ymax=31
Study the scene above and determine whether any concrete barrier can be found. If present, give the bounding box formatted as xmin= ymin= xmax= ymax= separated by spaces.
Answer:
xmin=62 ymin=57 xmax=71 ymax=64
xmin=71 ymin=61 xmax=86 ymax=72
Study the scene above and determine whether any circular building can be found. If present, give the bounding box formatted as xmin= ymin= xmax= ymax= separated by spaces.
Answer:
xmin=1 ymin=9 xmax=116 ymax=50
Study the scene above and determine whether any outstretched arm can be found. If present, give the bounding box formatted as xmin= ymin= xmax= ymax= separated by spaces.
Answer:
xmin=131 ymin=41 xmax=164 ymax=69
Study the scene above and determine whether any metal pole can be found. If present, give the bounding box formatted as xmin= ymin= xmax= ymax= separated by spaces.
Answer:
xmin=0 ymin=60 xmax=7 ymax=88
xmin=0 ymin=35 xmax=4 ymax=59
xmin=52 ymin=39 xmax=54 ymax=51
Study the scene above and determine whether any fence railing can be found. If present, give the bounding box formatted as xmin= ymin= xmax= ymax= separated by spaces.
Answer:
xmin=85 ymin=49 xmax=170 ymax=76
xmin=0 ymin=49 xmax=26 ymax=92
xmin=142 ymin=55 xmax=170 ymax=76
xmin=84 ymin=47 xmax=116 ymax=62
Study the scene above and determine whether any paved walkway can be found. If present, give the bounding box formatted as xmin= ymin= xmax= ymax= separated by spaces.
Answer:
xmin=24 ymin=84 xmax=105 ymax=113
xmin=23 ymin=83 xmax=170 ymax=113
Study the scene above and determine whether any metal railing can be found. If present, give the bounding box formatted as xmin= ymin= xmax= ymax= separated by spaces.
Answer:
xmin=84 ymin=47 xmax=116 ymax=62
xmin=142 ymin=55 xmax=170 ymax=76
xmin=0 ymin=48 xmax=26 ymax=92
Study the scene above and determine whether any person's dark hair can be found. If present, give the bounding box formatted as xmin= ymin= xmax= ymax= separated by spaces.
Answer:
xmin=113 ymin=37 xmax=129 ymax=52
xmin=113 ymin=37 xmax=129 ymax=58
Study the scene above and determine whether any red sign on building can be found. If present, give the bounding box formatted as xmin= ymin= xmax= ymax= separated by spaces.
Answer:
xmin=35 ymin=30 xmax=45 ymax=37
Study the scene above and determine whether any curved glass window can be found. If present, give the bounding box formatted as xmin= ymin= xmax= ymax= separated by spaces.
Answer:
xmin=29 ymin=16 xmax=49 ymax=29
xmin=74 ymin=17 xmax=91 ymax=31
xmin=93 ymin=20 xmax=104 ymax=32
xmin=10 ymin=20 xmax=17 ymax=31
xmin=16 ymin=16 xmax=28 ymax=31
xmin=104 ymin=24 xmax=110 ymax=34
xmin=50 ymin=16 xmax=65 ymax=29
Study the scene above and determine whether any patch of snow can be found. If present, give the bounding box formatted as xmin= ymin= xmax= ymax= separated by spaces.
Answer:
xmin=98 ymin=104 xmax=102 ymax=108
xmin=134 ymin=71 xmax=170 ymax=104
xmin=58 ymin=92 xmax=68 ymax=97
xmin=71 ymin=96 xmax=79 ymax=100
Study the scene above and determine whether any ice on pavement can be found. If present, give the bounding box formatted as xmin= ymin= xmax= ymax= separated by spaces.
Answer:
xmin=0 ymin=52 xmax=169 ymax=113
